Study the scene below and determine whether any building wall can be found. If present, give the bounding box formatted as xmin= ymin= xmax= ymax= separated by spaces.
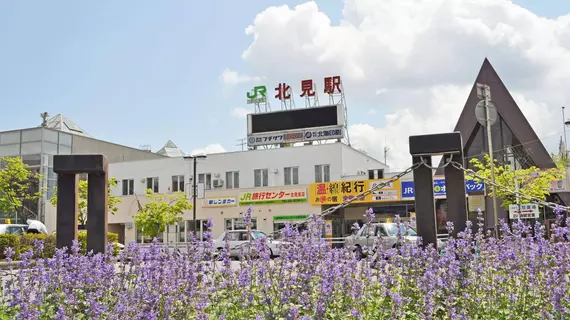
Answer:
xmin=108 ymin=143 xmax=379 ymax=194
xmin=108 ymin=186 xmax=322 ymax=244
xmin=71 ymin=135 xmax=165 ymax=163
xmin=340 ymin=145 xmax=388 ymax=177
xmin=70 ymin=143 xmax=386 ymax=243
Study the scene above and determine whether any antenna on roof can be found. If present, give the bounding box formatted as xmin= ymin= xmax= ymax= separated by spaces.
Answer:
xmin=40 ymin=112 xmax=50 ymax=127
xmin=236 ymin=138 xmax=247 ymax=151
xmin=383 ymin=134 xmax=390 ymax=165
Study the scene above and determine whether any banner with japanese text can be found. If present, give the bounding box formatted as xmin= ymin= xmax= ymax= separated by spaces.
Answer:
xmin=369 ymin=179 xmax=401 ymax=202
xmin=309 ymin=180 xmax=370 ymax=205
xmin=202 ymin=197 xmax=237 ymax=208
xmin=238 ymin=188 xmax=307 ymax=205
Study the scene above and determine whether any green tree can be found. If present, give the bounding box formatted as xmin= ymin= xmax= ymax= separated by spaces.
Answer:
xmin=0 ymin=157 xmax=43 ymax=222
xmin=470 ymin=154 xmax=564 ymax=209
xmin=134 ymin=189 xmax=192 ymax=239
xmin=49 ymin=177 xmax=121 ymax=225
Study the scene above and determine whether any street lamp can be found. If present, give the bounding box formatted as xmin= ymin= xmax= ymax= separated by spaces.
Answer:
xmin=183 ymin=154 xmax=207 ymax=237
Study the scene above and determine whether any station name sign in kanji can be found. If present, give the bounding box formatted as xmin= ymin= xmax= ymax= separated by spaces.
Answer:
xmin=246 ymin=76 xmax=343 ymax=105
xmin=239 ymin=189 xmax=307 ymax=205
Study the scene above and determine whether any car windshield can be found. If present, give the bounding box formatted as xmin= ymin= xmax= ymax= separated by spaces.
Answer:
xmin=252 ymin=231 xmax=267 ymax=239
xmin=385 ymin=224 xmax=417 ymax=236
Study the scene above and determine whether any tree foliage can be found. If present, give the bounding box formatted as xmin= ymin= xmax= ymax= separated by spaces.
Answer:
xmin=470 ymin=154 xmax=565 ymax=209
xmin=134 ymin=189 xmax=192 ymax=239
xmin=0 ymin=157 xmax=43 ymax=222
xmin=49 ymin=177 xmax=121 ymax=225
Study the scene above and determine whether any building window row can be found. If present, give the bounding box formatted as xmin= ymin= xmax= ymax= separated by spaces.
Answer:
xmin=122 ymin=164 xmax=332 ymax=196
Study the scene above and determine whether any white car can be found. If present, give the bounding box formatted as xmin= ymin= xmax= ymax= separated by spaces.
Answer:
xmin=213 ymin=230 xmax=285 ymax=258
xmin=0 ymin=224 xmax=28 ymax=235
xmin=344 ymin=223 xmax=446 ymax=257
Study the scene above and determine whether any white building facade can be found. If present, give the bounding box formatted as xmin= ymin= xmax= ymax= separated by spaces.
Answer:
xmin=67 ymin=143 xmax=387 ymax=244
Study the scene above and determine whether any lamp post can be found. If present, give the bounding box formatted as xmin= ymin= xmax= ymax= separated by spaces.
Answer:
xmin=184 ymin=154 xmax=207 ymax=237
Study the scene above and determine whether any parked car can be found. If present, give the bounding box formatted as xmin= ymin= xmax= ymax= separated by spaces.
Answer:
xmin=0 ymin=224 xmax=28 ymax=235
xmin=213 ymin=230 xmax=286 ymax=258
xmin=344 ymin=222 xmax=446 ymax=257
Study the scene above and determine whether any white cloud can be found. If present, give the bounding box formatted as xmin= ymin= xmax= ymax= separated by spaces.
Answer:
xmin=231 ymin=107 xmax=252 ymax=119
xmin=220 ymin=68 xmax=264 ymax=86
xmin=190 ymin=144 xmax=226 ymax=156
xmin=238 ymin=0 xmax=570 ymax=167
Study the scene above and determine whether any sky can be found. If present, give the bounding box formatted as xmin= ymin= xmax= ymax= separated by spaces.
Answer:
xmin=1 ymin=0 xmax=569 ymax=171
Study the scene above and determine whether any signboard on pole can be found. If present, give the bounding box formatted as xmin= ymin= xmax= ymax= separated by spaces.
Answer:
xmin=509 ymin=204 xmax=540 ymax=219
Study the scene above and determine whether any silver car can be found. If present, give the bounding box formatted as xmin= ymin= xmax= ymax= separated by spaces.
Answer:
xmin=344 ymin=223 xmax=444 ymax=257
xmin=213 ymin=230 xmax=285 ymax=258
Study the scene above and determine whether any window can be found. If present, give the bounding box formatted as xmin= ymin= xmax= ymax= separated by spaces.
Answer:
xmin=225 ymin=171 xmax=239 ymax=189
xmin=254 ymin=169 xmax=268 ymax=187
xmin=146 ymin=177 xmax=159 ymax=193
xmin=198 ymin=173 xmax=212 ymax=190
xmin=225 ymin=218 xmax=258 ymax=230
xmin=136 ymin=227 xmax=163 ymax=243
xmin=172 ymin=175 xmax=184 ymax=192
xmin=315 ymin=164 xmax=330 ymax=182
xmin=368 ymin=169 xmax=384 ymax=180
xmin=122 ymin=179 xmax=134 ymax=195
xmin=284 ymin=166 xmax=299 ymax=185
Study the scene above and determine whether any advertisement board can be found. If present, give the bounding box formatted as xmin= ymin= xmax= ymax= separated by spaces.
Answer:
xmin=202 ymin=197 xmax=237 ymax=208
xmin=309 ymin=179 xmax=401 ymax=205
xmin=246 ymin=104 xmax=345 ymax=147
xmin=238 ymin=189 xmax=307 ymax=205
xmin=369 ymin=179 xmax=401 ymax=202
xmin=400 ymin=177 xmax=485 ymax=200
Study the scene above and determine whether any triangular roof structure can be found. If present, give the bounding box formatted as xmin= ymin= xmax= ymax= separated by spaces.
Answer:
xmin=453 ymin=58 xmax=555 ymax=169
xmin=156 ymin=140 xmax=186 ymax=157
xmin=42 ymin=114 xmax=93 ymax=138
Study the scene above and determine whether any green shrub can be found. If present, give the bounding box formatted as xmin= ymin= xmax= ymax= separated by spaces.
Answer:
xmin=78 ymin=231 xmax=120 ymax=256
xmin=20 ymin=234 xmax=56 ymax=258
xmin=0 ymin=234 xmax=20 ymax=260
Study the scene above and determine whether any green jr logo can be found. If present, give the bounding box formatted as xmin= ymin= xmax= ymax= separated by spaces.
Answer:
xmin=247 ymin=86 xmax=267 ymax=104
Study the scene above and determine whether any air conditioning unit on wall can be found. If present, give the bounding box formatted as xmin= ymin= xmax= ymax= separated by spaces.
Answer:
xmin=213 ymin=179 xmax=224 ymax=188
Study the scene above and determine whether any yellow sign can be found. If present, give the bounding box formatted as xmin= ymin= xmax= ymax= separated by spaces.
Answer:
xmin=309 ymin=179 xmax=401 ymax=205
xmin=309 ymin=180 xmax=368 ymax=205
xmin=369 ymin=179 xmax=401 ymax=202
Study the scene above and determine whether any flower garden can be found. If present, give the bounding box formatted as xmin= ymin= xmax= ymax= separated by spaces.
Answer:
xmin=0 ymin=207 xmax=569 ymax=319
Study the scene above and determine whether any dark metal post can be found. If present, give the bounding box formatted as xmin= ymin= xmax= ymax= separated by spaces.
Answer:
xmin=192 ymin=157 xmax=197 ymax=236
xmin=86 ymin=169 xmax=108 ymax=254
xmin=444 ymin=152 xmax=468 ymax=237
xmin=55 ymin=173 xmax=79 ymax=250
xmin=412 ymin=156 xmax=438 ymax=248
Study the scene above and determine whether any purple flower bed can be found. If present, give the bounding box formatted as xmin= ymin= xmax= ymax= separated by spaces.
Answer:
xmin=1 ymin=207 xmax=569 ymax=319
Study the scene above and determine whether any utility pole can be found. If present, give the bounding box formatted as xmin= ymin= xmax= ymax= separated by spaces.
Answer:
xmin=563 ymin=106 xmax=568 ymax=161
xmin=482 ymin=84 xmax=500 ymax=238
xmin=183 ymin=154 xmax=207 ymax=237
xmin=383 ymin=135 xmax=390 ymax=165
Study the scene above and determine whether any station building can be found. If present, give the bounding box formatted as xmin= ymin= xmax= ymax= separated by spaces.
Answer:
xmin=88 ymin=142 xmax=389 ymax=244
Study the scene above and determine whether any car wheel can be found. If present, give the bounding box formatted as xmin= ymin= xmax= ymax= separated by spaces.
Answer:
xmin=215 ymin=247 xmax=225 ymax=260
xmin=354 ymin=245 xmax=364 ymax=260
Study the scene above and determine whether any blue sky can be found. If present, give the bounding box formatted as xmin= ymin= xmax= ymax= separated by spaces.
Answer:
xmin=0 ymin=0 xmax=568 ymax=156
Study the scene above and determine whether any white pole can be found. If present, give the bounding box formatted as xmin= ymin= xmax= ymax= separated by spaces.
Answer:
xmin=563 ymin=107 xmax=568 ymax=160
xmin=484 ymin=85 xmax=500 ymax=238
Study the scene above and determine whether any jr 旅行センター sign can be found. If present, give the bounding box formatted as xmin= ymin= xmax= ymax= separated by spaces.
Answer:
xmin=238 ymin=189 xmax=307 ymax=205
